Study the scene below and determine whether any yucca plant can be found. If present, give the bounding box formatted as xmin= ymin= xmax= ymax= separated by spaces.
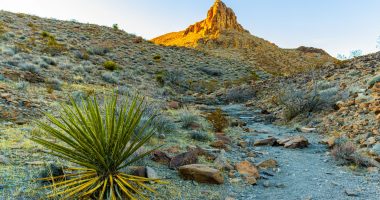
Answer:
xmin=32 ymin=94 xmax=165 ymax=199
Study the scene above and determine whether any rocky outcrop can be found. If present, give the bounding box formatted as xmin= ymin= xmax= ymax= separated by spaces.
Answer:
xmin=151 ymin=0 xmax=335 ymax=75
xmin=184 ymin=0 xmax=247 ymax=37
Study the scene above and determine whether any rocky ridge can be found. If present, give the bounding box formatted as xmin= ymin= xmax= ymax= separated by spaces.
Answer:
xmin=152 ymin=0 xmax=336 ymax=75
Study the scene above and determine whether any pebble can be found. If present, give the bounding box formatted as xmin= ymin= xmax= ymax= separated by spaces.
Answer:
xmin=263 ymin=181 xmax=270 ymax=187
xmin=345 ymin=189 xmax=359 ymax=197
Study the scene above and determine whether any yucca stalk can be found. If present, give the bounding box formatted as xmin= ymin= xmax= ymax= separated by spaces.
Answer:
xmin=32 ymin=94 xmax=165 ymax=199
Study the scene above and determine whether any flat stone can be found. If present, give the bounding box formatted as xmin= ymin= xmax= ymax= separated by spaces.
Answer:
xmin=279 ymin=136 xmax=309 ymax=148
xmin=257 ymin=159 xmax=278 ymax=169
xmin=345 ymin=189 xmax=359 ymax=197
xmin=179 ymin=164 xmax=224 ymax=184
xmin=254 ymin=137 xmax=278 ymax=146
xmin=298 ymin=127 xmax=316 ymax=133
xmin=169 ymin=149 xmax=200 ymax=169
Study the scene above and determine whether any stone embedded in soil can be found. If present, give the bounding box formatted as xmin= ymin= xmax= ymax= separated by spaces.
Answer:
xmin=151 ymin=150 xmax=172 ymax=165
xmin=257 ymin=159 xmax=278 ymax=169
xmin=345 ymin=189 xmax=359 ymax=197
xmin=146 ymin=166 xmax=158 ymax=179
xmin=244 ymin=176 xmax=257 ymax=185
xmin=235 ymin=160 xmax=260 ymax=179
xmin=210 ymin=140 xmax=229 ymax=150
xmin=169 ymin=149 xmax=200 ymax=169
xmin=130 ymin=166 xmax=147 ymax=177
xmin=371 ymin=143 xmax=380 ymax=156
xmin=215 ymin=132 xmax=232 ymax=144
xmin=178 ymin=164 xmax=224 ymax=184
xmin=214 ymin=149 xmax=234 ymax=170
xmin=254 ymin=137 xmax=278 ymax=146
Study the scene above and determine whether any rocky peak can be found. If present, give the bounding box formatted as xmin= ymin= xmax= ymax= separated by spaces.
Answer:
xmin=184 ymin=0 xmax=247 ymax=36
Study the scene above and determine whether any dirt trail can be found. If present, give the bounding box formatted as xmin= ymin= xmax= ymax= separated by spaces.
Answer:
xmin=221 ymin=104 xmax=380 ymax=200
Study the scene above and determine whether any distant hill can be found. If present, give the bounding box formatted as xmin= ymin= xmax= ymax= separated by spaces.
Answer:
xmin=152 ymin=0 xmax=336 ymax=75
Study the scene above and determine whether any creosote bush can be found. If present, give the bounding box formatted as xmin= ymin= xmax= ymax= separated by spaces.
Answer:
xmin=225 ymin=84 xmax=256 ymax=103
xmin=32 ymin=94 xmax=165 ymax=199
xmin=206 ymin=108 xmax=228 ymax=132
xmin=103 ymin=60 xmax=117 ymax=71
xmin=276 ymin=80 xmax=342 ymax=121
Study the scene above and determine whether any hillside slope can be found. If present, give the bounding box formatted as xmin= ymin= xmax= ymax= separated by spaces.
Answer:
xmin=152 ymin=0 xmax=336 ymax=75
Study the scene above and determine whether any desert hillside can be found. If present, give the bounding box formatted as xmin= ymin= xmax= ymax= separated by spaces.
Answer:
xmin=152 ymin=0 xmax=336 ymax=75
xmin=1 ymin=1 xmax=380 ymax=200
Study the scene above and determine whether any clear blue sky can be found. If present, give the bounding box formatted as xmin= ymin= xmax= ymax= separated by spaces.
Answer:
xmin=1 ymin=0 xmax=380 ymax=57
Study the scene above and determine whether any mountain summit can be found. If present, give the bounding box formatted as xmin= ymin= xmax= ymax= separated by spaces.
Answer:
xmin=184 ymin=0 xmax=247 ymax=37
xmin=152 ymin=0 xmax=335 ymax=75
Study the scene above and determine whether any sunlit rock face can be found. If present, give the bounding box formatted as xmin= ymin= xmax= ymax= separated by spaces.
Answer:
xmin=151 ymin=0 xmax=335 ymax=75
xmin=184 ymin=0 xmax=248 ymax=37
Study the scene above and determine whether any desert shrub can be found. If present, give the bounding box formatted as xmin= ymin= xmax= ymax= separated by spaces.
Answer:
xmin=70 ymin=90 xmax=89 ymax=104
xmin=41 ymin=31 xmax=50 ymax=38
xmin=102 ymin=72 xmax=118 ymax=84
xmin=155 ymin=73 xmax=165 ymax=86
xmin=133 ymin=37 xmax=143 ymax=44
xmin=318 ymin=86 xmax=340 ymax=107
xmin=15 ymin=81 xmax=29 ymax=90
xmin=0 ymin=22 xmax=5 ymax=35
xmin=41 ymin=32 xmax=66 ymax=55
xmin=191 ymin=80 xmax=219 ymax=94
xmin=198 ymin=67 xmax=222 ymax=77
xmin=87 ymin=46 xmax=110 ymax=55
xmin=45 ymin=78 xmax=62 ymax=91
xmin=225 ymin=84 xmax=256 ymax=103
xmin=179 ymin=108 xmax=200 ymax=129
xmin=38 ymin=60 xmax=49 ymax=69
xmin=19 ymin=63 xmax=40 ymax=74
xmin=0 ymin=74 xmax=5 ymax=81
xmin=153 ymin=55 xmax=161 ymax=61
xmin=117 ymin=86 xmax=131 ymax=96
xmin=330 ymin=140 xmax=370 ymax=166
xmin=41 ymin=56 xmax=56 ymax=65
xmin=103 ymin=60 xmax=117 ymax=71
xmin=137 ymin=105 xmax=177 ymax=136
xmin=206 ymin=108 xmax=228 ymax=132
xmin=32 ymin=94 xmax=164 ymax=199
xmin=112 ymin=23 xmax=119 ymax=30
xmin=73 ymin=65 xmax=85 ymax=73
xmin=277 ymin=86 xmax=319 ymax=120
xmin=277 ymin=81 xmax=342 ymax=121
xmin=368 ymin=75 xmax=380 ymax=87
xmin=190 ymin=131 xmax=212 ymax=142
xmin=73 ymin=50 xmax=89 ymax=60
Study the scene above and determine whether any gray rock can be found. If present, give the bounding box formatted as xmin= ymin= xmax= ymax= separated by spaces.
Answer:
xmin=214 ymin=149 xmax=234 ymax=170
xmin=371 ymin=143 xmax=380 ymax=155
xmin=345 ymin=189 xmax=359 ymax=197
xmin=146 ymin=166 xmax=158 ymax=179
